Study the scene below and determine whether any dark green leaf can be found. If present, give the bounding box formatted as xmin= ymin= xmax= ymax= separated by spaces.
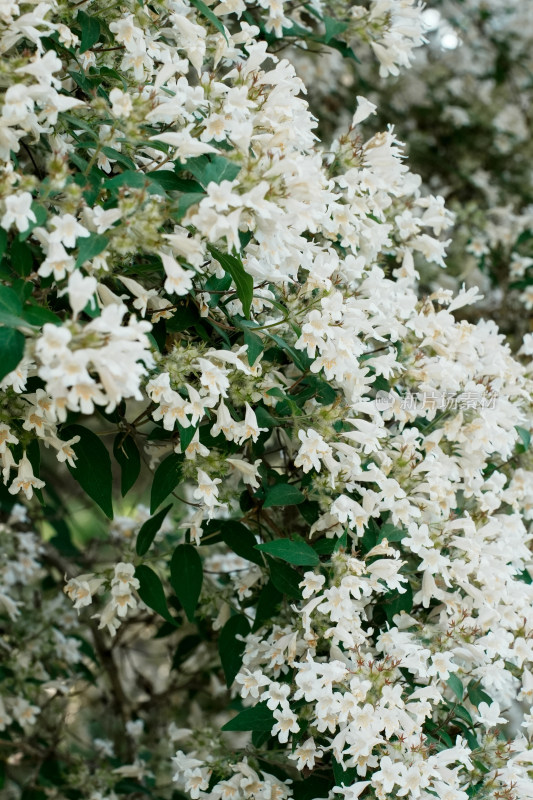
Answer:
xmin=256 ymin=539 xmax=319 ymax=566
xmin=177 ymin=422 xmax=197 ymax=451
xmin=383 ymin=582 xmax=413 ymax=624
xmin=0 ymin=327 xmax=25 ymax=381
xmin=62 ymin=424 xmax=113 ymax=518
xmin=200 ymin=155 xmax=240 ymax=186
xmin=467 ymin=681 xmax=492 ymax=708
xmin=135 ymin=564 xmax=177 ymax=625
xmin=243 ymin=329 xmax=263 ymax=366
xmin=172 ymin=634 xmax=202 ymax=669
xmin=149 ymin=172 xmax=203 ymax=193
xmin=78 ymin=10 xmax=101 ymax=53
xmin=170 ymin=544 xmax=203 ymax=622
xmin=136 ymin=504 xmax=172 ymax=556
xmin=447 ymin=673 xmax=463 ymax=700
xmin=106 ymin=171 xmax=152 ymax=193
xmin=75 ymin=233 xmax=108 ymax=267
xmin=263 ymin=483 xmax=304 ymax=508
xmin=10 ymin=239 xmax=33 ymax=278
xmin=22 ymin=304 xmax=62 ymax=327
xmin=113 ymin=434 xmax=141 ymax=496
xmin=150 ymin=452 xmax=184 ymax=513
xmin=253 ymin=580 xmax=282 ymax=631
xmin=173 ymin=192 xmax=206 ymax=220
xmin=208 ymin=245 xmax=253 ymax=319
xmin=221 ymin=702 xmax=275 ymax=732
xmin=377 ymin=523 xmax=407 ymax=543
xmin=268 ymin=558 xmax=302 ymax=600
xmin=219 ymin=614 xmax=251 ymax=686
xmin=221 ymin=521 xmax=263 ymax=566
xmin=0 ymin=285 xmax=27 ymax=328
xmin=323 ymin=15 xmax=349 ymax=44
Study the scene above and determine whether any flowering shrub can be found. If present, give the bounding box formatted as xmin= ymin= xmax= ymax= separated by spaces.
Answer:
xmin=291 ymin=0 xmax=533 ymax=333
xmin=1 ymin=1 xmax=533 ymax=799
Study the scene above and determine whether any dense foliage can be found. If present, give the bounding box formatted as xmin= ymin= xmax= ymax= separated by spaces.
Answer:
xmin=1 ymin=2 xmax=533 ymax=800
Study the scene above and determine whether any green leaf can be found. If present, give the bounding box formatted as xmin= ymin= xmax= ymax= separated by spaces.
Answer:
xmin=177 ymin=422 xmax=197 ymax=452
xmin=467 ymin=681 xmax=492 ymax=708
xmin=170 ymin=544 xmax=203 ymax=622
xmin=149 ymin=172 xmax=203 ymax=193
xmin=268 ymin=557 xmax=302 ymax=600
xmin=454 ymin=704 xmax=474 ymax=727
xmin=0 ymin=327 xmax=25 ymax=381
xmin=0 ymin=285 xmax=27 ymax=329
xmin=106 ymin=171 xmax=152 ymax=193
xmin=447 ymin=673 xmax=464 ymax=701
xmin=78 ymin=10 xmax=101 ymax=53
xmin=113 ymin=434 xmax=141 ymax=496
xmin=208 ymin=245 xmax=253 ymax=319
xmin=150 ymin=452 xmax=184 ymax=513
xmin=173 ymin=192 xmax=206 ymax=220
xmin=189 ymin=0 xmax=228 ymax=42
xmin=75 ymin=232 xmax=108 ymax=267
xmin=243 ymin=329 xmax=263 ymax=366
xmin=516 ymin=425 xmax=531 ymax=452
xmin=201 ymin=155 xmax=240 ymax=186
xmin=383 ymin=582 xmax=413 ymax=624
xmin=256 ymin=539 xmax=319 ymax=566
xmin=377 ymin=523 xmax=407 ymax=543
xmin=263 ymin=483 xmax=304 ymax=508
xmin=184 ymin=154 xmax=240 ymax=187
xmin=62 ymin=424 xmax=113 ymax=519
xmin=221 ymin=702 xmax=275 ymax=732
xmin=323 ymin=15 xmax=349 ymax=44
xmin=219 ymin=614 xmax=251 ymax=686
xmin=253 ymin=579 xmax=282 ymax=631
xmin=136 ymin=504 xmax=172 ymax=556
xmin=135 ymin=565 xmax=178 ymax=625
xmin=217 ymin=521 xmax=261 ymax=565
xmin=22 ymin=304 xmax=62 ymax=327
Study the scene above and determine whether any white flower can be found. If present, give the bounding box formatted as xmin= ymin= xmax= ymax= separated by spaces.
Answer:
xmin=64 ymin=270 xmax=97 ymax=317
xmin=271 ymin=706 xmax=299 ymax=743
xmin=109 ymin=87 xmax=133 ymax=117
xmin=1 ymin=192 xmax=36 ymax=232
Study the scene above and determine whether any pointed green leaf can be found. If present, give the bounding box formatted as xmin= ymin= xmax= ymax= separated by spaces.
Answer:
xmin=113 ymin=434 xmax=141 ymax=497
xmin=0 ymin=327 xmax=25 ymax=381
xmin=78 ymin=10 xmax=101 ymax=53
xmin=75 ymin=232 xmax=108 ymax=267
xmin=221 ymin=521 xmax=263 ymax=566
xmin=135 ymin=564 xmax=178 ymax=625
xmin=256 ymin=539 xmax=319 ymax=566
xmin=219 ymin=614 xmax=251 ymax=687
xmin=62 ymin=424 xmax=113 ymax=519
xmin=323 ymin=15 xmax=349 ymax=44
xmin=221 ymin=701 xmax=275 ymax=732
xmin=207 ymin=245 xmax=253 ymax=319
xmin=170 ymin=544 xmax=203 ymax=622
xmin=150 ymin=452 xmax=184 ymax=513
xmin=447 ymin=673 xmax=464 ymax=701
xmin=268 ymin=557 xmax=302 ymax=599
xmin=263 ymin=483 xmax=304 ymax=508
xmin=243 ymin=329 xmax=263 ymax=365
xmin=136 ymin=504 xmax=172 ymax=556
